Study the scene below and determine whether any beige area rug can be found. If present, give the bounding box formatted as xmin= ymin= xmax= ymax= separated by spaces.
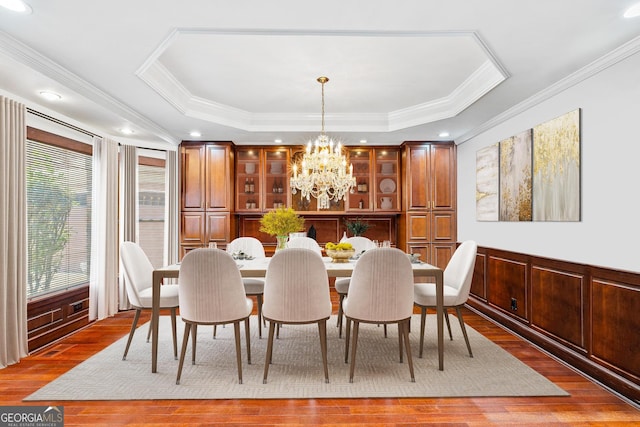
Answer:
xmin=25 ymin=315 xmax=568 ymax=400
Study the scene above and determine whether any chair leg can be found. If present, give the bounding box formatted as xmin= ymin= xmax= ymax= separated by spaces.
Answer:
xmin=244 ymin=317 xmax=251 ymax=365
xmin=401 ymin=319 xmax=415 ymax=382
xmin=348 ymin=321 xmax=360 ymax=383
xmin=398 ymin=322 xmax=403 ymax=363
xmin=344 ymin=317 xmax=352 ymax=363
xmin=263 ymin=321 xmax=276 ymax=384
xmin=418 ymin=306 xmax=426 ymax=358
xmin=170 ymin=307 xmax=178 ymax=360
xmin=146 ymin=312 xmax=153 ymax=343
xmin=191 ymin=324 xmax=197 ymax=365
xmin=122 ymin=309 xmax=142 ymax=361
xmin=455 ymin=306 xmax=473 ymax=358
xmin=212 ymin=325 xmax=217 ymax=339
xmin=256 ymin=294 xmax=263 ymax=339
xmin=445 ymin=308 xmax=453 ymax=340
xmin=233 ymin=321 xmax=243 ymax=384
xmin=176 ymin=323 xmax=192 ymax=385
xmin=318 ymin=320 xmax=329 ymax=383
xmin=337 ymin=293 xmax=345 ymax=338
xmin=384 ymin=324 xmax=388 ymax=338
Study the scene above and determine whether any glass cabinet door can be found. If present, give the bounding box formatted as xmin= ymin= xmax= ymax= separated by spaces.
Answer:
xmin=235 ymin=149 xmax=261 ymax=212
xmin=346 ymin=148 xmax=372 ymax=212
xmin=263 ymin=148 xmax=289 ymax=210
xmin=374 ymin=148 xmax=400 ymax=212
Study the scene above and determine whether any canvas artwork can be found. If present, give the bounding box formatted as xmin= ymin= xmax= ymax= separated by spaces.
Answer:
xmin=476 ymin=143 xmax=499 ymax=221
xmin=499 ymin=130 xmax=532 ymax=221
xmin=532 ymin=109 xmax=581 ymax=221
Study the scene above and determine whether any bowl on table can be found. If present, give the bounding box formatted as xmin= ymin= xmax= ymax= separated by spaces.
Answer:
xmin=325 ymin=249 xmax=356 ymax=263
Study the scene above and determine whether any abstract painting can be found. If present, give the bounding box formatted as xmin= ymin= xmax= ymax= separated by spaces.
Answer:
xmin=532 ymin=109 xmax=581 ymax=221
xmin=476 ymin=143 xmax=499 ymax=221
xmin=499 ymin=130 xmax=532 ymax=221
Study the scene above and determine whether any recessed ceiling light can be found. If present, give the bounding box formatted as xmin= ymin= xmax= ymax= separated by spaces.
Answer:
xmin=359 ymin=139 xmax=367 ymax=144
xmin=38 ymin=91 xmax=61 ymax=101
xmin=119 ymin=128 xmax=135 ymax=135
xmin=189 ymin=131 xmax=201 ymax=137
xmin=0 ymin=0 xmax=32 ymax=13
xmin=438 ymin=132 xmax=450 ymax=138
xmin=624 ymin=2 xmax=640 ymax=17
xmin=274 ymin=139 xmax=282 ymax=144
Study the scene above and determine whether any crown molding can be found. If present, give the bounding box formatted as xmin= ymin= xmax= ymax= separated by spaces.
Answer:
xmin=0 ymin=30 xmax=178 ymax=145
xmin=457 ymin=34 xmax=640 ymax=144
xmin=137 ymin=28 xmax=507 ymax=133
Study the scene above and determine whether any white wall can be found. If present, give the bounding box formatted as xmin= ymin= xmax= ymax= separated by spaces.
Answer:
xmin=457 ymin=49 xmax=640 ymax=273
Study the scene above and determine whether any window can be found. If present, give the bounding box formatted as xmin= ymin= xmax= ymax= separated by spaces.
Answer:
xmin=138 ymin=152 xmax=166 ymax=268
xmin=26 ymin=129 xmax=92 ymax=299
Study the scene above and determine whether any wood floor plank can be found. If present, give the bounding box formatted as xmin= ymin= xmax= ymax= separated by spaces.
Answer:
xmin=1 ymin=300 xmax=638 ymax=426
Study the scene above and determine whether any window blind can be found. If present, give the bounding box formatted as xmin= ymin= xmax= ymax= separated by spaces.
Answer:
xmin=138 ymin=158 xmax=166 ymax=268
xmin=26 ymin=140 xmax=92 ymax=299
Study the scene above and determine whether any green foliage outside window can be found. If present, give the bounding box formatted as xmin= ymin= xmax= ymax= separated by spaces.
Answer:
xmin=26 ymin=148 xmax=73 ymax=296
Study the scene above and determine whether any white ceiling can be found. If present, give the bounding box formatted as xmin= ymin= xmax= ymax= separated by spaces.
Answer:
xmin=1 ymin=0 xmax=639 ymax=150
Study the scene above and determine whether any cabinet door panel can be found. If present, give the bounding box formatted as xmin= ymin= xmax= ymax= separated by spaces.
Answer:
xmin=430 ymin=243 xmax=455 ymax=271
xmin=206 ymin=145 xmax=229 ymax=210
xmin=431 ymin=144 xmax=456 ymax=210
xmin=181 ymin=212 xmax=205 ymax=244
xmin=432 ymin=211 xmax=456 ymax=241
xmin=206 ymin=213 xmax=230 ymax=243
xmin=408 ymin=213 xmax=429 ymax=241
xmin=181 ymin=145 xmax=205 ymax=210
xmin=408 ymin=147 xmax=428 ymax=209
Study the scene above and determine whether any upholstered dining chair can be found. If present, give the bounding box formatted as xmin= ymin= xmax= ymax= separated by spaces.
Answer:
xmin=334 ymin=236 xmax=377 ymax=338
xmin=226 ymin=236 xmax=267 ymax=338
xmin=343 ymin=247 xmax=415 ymax=383
xmin=262 ymin=248 xmax=332 ymax=384
xmin=176 ymin=248 xmax=253 ymax=385
xmin=120 ymin=241 xmax=179 ymax=361
xmin=286 ymin=236 xmax=323 ymax=256
xmin=413 ymin=240 xmax=478 ymax=358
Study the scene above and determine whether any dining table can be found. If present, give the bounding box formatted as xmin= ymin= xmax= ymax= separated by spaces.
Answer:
xmin=150 ymin=254 xmax=445 ymax=373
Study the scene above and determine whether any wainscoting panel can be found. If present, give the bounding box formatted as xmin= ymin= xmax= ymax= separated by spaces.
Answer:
xmin=471 ymin=253 xmax=487 ymax=301
xmin=27 ymin=285 xmax=90 ymax=352
xmin=591 ymin=276 xmax=640 ymax=383
xmin=531 ymin=265 xmax=586 ymax=352
xmin=487 ymin=255 xmax=529 ymax=321
xmin=469 ymin=246 xmax=640 ymax=404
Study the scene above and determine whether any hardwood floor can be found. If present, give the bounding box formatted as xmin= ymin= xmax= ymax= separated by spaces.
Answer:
xmin=2 ymin=294 xmax=639 ymax=426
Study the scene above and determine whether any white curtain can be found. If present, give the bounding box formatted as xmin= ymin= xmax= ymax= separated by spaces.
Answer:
xmin=118 ymin=144 xmax=137 ymax=310
xmin=89 ymin=136 xmax=119 ymax=321
xmin=164 ymin=150 xmax=179 ymax=266
xmin=0 ymin=96 xmax=28 ymax=368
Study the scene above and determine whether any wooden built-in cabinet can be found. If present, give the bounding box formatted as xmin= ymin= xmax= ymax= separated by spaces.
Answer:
xmin=179 ymin=141 xmax=234 ymax=257
xmin=180 ymin=142 xmax=454 ymax=263
xmin=398 ymin=141 xmax=457 ymax=270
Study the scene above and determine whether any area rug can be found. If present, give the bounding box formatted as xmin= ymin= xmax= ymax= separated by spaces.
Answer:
xmin=25 ymin=315 xmax=568 ymax=400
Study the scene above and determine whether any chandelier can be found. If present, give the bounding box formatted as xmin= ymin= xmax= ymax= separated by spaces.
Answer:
xmin=290 ymin=77 xmax=356 ymax=209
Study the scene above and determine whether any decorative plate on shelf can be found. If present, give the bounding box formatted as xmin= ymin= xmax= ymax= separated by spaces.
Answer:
xmin=379 ymin=178 xmax=396 ymax=194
